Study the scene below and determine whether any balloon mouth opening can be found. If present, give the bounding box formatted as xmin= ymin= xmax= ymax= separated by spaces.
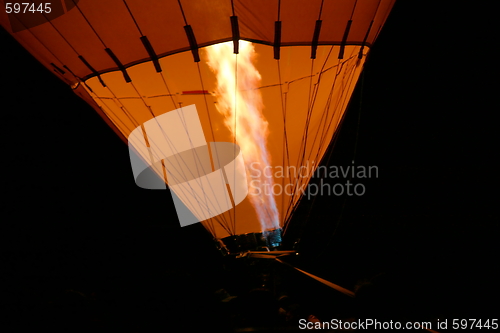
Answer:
xmin=216 ymin=228 xmax=282 ymax=256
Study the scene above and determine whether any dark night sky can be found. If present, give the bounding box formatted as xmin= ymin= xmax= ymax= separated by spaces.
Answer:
xmin=1 ymin=1 xmax=498 ymax=330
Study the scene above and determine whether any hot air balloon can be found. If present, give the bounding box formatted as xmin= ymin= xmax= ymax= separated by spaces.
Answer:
xmin=0 ymin=0 xmax=395 ymax=256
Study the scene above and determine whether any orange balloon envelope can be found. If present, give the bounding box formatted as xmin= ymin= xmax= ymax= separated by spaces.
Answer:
xmin=1 ymin=0 xmax=395 ymax=254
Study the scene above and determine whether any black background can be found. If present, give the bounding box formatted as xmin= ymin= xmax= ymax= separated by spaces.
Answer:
xmin=1 ymin=1 xmax=498 ymax=331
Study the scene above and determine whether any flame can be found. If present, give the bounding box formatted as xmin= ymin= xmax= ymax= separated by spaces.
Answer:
xmin=205 ymin=41 xmax=279 ymax=231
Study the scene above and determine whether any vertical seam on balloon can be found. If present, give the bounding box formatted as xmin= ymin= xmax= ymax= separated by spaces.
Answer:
xmin=70 ymin=0 xmax=107 ymax=48
xmin=176 ymin=0 xmax=188 ymax=26
xmin=230 ymin=0 xmax=235 ymax=16
xmin=317 ymin=0 xmax=325 ymax=20
xmin=121 ymin=0 xmax=162 ymax=73
xmin=122 ymin=0 xmax=143 ymax=36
